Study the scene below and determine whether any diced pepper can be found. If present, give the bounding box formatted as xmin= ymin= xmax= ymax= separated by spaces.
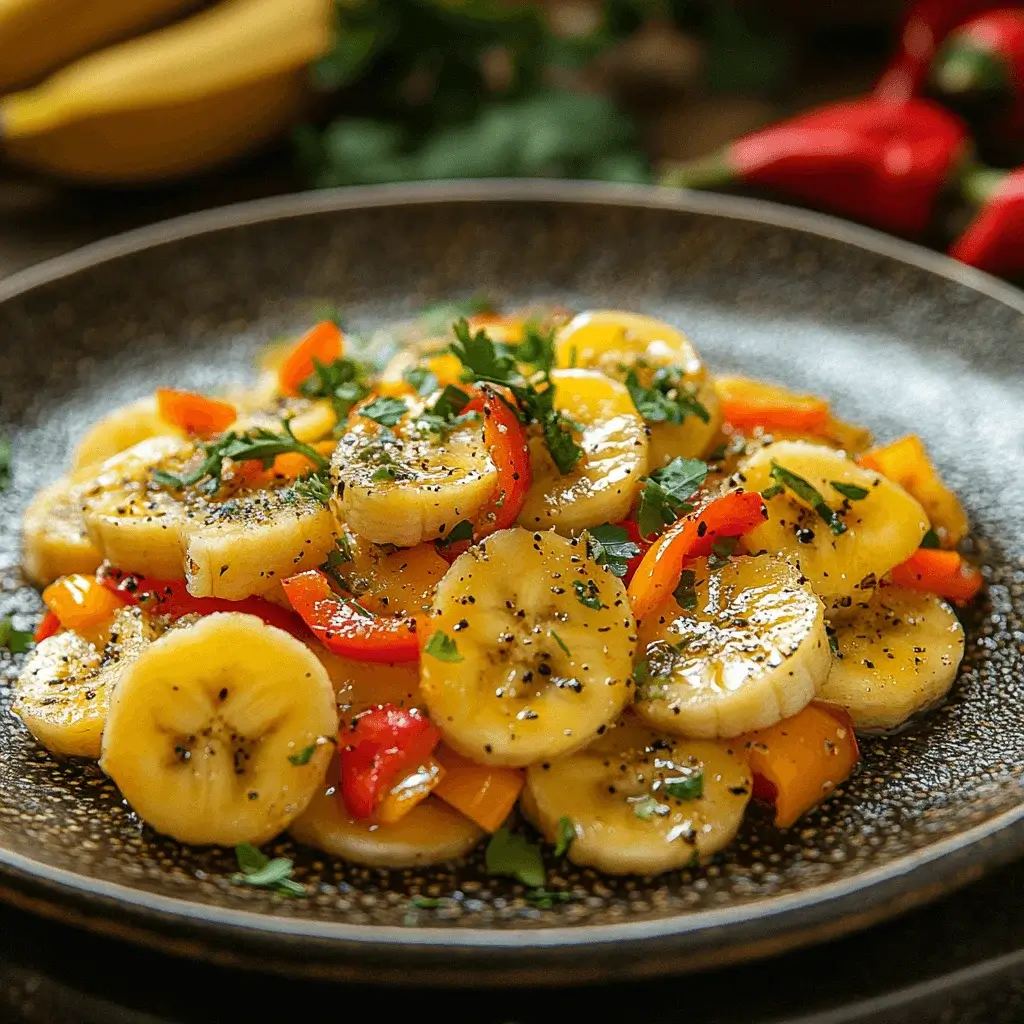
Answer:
xmin=889 ymin=548 xmax=984 ymax=606
xmin=627 ymin=491 xmax=768 ymax=621
xmin=278 ymin=321 xmax=343 ymax=397
xmin=339 ymin=704 xmax=441 ymax=819
xmin=375 ymin=758 xmax=445 ymax=825
xmin=716 ymin=376 xmax=830 ymax=433
xmin=43 ymin=574 xmax=125 ymax=641
xmin=742 ymin=702 xmax=860 ymax=829
xmin=281 ymin=568 xmax=420 ymax=662
xmin=155 ymin=389 xmax=237 ymax=437
xmin=859 ymin=435 xmax=968 ymax=546
xmin=33 ymin=610 xmax=61 ymax=644
xmin=433 ymin=746 xmax=525 ymax=833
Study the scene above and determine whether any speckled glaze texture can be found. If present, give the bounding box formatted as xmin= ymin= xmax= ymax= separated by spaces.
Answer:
xmin=0 ymin=183 xmax=1022 ymax=984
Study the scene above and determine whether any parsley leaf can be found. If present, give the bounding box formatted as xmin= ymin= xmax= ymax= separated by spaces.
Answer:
xmin=430 ymin=384 xmax=471 ymax=419
xmin=625 ymin=367 xmax=711 ymax=426
xmin=636 ymin=457 xmax=708 ymax=538
xmin=631 ymin=795 xmax=667 ymax=820
xmin=232 ymin=843 xmax=305 ymax=897
xmin=920 ymin=527 xmax=941 ymax=549
xmin=449 ymin=318 xmax=519 ymax=383
xmin=827 ymin=625 xmax=841 ymax=658
xmin=673 ymin=568 xmax=698 ymax=611
xmin=485 ymin=828 xmax=546 ymax=888
xmin=0 ymin=437 xmax=10 ymax=493
xmin=585 ymin=524 xmax=640 ymax=578
xmin=359 ymin=395 xmax=409 ymax=427
xmin=439 ymin=519 xmax=474 ymax=548
xmin=769 ymin=461 xmax=847 ymax=536
xmin=663 ymin=771 xmax=704 ymax=801
xmin=424 ymin=631 xmax=463 ymax=662
xmin=371 ymin=465 xmax=398 ymax=482
xmin=554 ymin=816 xmax=576 ymax=857
xmin=516 ymin=322 xmax=558 ymax=377
xmin=0 ymin=618 xmax=33 ymax=654
xmin=298 ymin=355 xmax=371 ymax=420
xmin=572 ymin=579 xmax=604 ymax=610
xmin=830 ymin=480 xmax=870 ymax=501
xmin=292 ymin=471 xmax=332 ymax=504
xmin=403 ymin=365 xmax=439 ymax=397
xmin=707 ymin=536 xmax=738 ymax=571
xmin=288 ymin=744 xmax=317 ymax=766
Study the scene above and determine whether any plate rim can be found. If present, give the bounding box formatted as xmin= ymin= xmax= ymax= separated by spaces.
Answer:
xmin=3 ymin=178 xmax=1023 ymax=976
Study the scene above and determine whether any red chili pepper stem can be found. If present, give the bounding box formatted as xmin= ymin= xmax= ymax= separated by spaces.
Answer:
xmin=931 ymin=41 xmax=1008 ymax=96
xmin=659 ymin=151 xmax=734 ymax=191
xmin=957 ymin=161 xmax=1009 ymax=206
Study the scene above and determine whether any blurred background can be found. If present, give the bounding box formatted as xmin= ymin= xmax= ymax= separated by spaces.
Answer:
xmin=2 ymin=0 xmax=1023 ymax=281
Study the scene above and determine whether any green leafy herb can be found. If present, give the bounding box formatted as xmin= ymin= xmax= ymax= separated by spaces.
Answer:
xmin=0 ymin=618 xmax=33 ymax=654
xmin=292 ymin=471 xmax=332 ymax=504
xmin=554 ymin=816 xmax=576 ymax=857
xmin=232 ymin=843 xmax=305 ymax=897
xmin=827 ymin=626 xmax=841 ymax=658
xmin=415 ymin=384 xmax=479 ymax=436
xmin=625 ymin=367 xmax=711 ymax=426
xmin=371 ymin=465 xmax=398 ymax=482
xmin=632 ymin=659 xmax=651 ymax=686
xmin=663 ymin=771 xmax=704 ymax=801
xmin=920 ymin=528 xmax=941 ymax=549
xmin=631 ymin=795 xmax=666 ymax=821
xmin=403 ymin=365 xmax=439 ymax=397
xmin=707 ymin=536 xmax=738 ymax=571
xmin=439 ymin=519 xmax=474 ymax=548
xmin=572 ymin=579 xmax=604 ymax=610
xmin=288 ymin=744 xmax=317 ymax=766
xmin=636 ymin=457 xmax=708 ymax=539
xmin=768 ymin=461 xmax=847 ymax=536
xmin=410 ymin=895 xmax=442 ymax=909
xmin=673 ymin=569 xmax=698 ymax=612
xmin=549 ymin=629 xmax=571 ymax=657
xmin=830 ymin=480 xmax=870 ymax=501
xmin=526 ymin=889 xmax=574 ymax=909
xmin=298 ymin=355 xmax=372 ymax=421
xmin=515 ymin=322 xmax=558 ymax=377
xmin=585 ymin=523 xmax=640 ymax=578
xmin=418 ymin=296 xmax=493 ymax=336
xmin=359 ymin=395 xmax=409 ymax=428
xmin=485 ymin=828 xmax=546 ymax=888
xmin=449 ymin=318 xmax=519 ymax=382
xmin=0 ymin=437 xmax=10 ymax=493
xmin=424 ymin=631 xmax=463 ymax=663
xmin=760 ymin=483 xmax=784 ymax=500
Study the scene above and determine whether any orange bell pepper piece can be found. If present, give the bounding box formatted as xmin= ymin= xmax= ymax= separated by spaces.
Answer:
xmin=375 ymin=758 xmax=445 ymax=825
xmin=155 ymin=389 xmax=236 ymax=437
xmin=42 ymin=574 xmax=125 ymax=644
xmin=433 ymin=746 xmax=525 ymax=833
xmin=742 ymin=702 xmax=859 ymax=829
xmin=626 ymin=491 xmax=768 ymax=621
xmin=278 ymin=321 xmax=343 ymax=397
xmin=889 ymin=548 xmax=983 ymax=606
xmin=716 ymin=376 xmax=830 ymax=433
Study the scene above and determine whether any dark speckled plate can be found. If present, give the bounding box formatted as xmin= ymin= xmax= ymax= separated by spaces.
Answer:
xmin=1 ymin=181 xmax=1023 ymax=987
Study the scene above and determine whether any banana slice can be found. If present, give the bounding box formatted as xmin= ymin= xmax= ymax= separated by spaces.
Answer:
xmin=738 ymin=440 xmax=928 ymax=609
xmin=378 ymin=336 xmax=467 ymax=394
xmin=819 ymin=588 xmax=964 ymax=731
xmin=420 ymin=527 xmax=636 ymax=767
xmin=522 ymin=717 xmax=751 ymax=875
xmin=21 ymin=475 xmax=102 ymax=586
xmin=72 ymin=396 xmax=185 ymax=472
xmin=633 ymin=554 xmax=830 ymax=739
xmin=100 ymin=613 xmax=337 ymax=846
xmin=555 ymin=310 xmax=722 ymax=466
xmin=332 ymin=394 xmax=497 ymax=547
xmin=13 ymin=606 xmax=160 ymax=758
xmin=517 ymin=369 xmax=648 ymax=534
xmin=76 ymin=436 xmax=336 ymax=599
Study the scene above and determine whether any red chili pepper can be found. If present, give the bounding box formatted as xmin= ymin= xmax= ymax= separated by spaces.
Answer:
xmin=659 ymin=98 xmax=969 ymax=237
xmin=33 ymin=610 xmax=61 ymax=644
xmin=875 ymin=0 xmax=1007 ymax=101
xmin=98 ymin=566 xmax=309 ymax=640
xmin=280 ymin=568 xmax=420 ymax=663
xmin=339 ymin=704 xmax=441 ymax=819
xmin=949 ymin=164 xmax=1024 ymax=275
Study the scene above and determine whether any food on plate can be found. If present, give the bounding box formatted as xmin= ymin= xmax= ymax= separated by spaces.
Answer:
xmin=13 ymin=306 xmax=981 ymax=881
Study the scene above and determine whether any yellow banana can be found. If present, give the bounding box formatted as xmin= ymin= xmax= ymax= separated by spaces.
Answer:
xmin=0 ymin=0 xmax=334 ymax=183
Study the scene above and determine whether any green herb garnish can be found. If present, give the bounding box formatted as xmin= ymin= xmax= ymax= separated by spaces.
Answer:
xmin=663 ymin=771 xmax=704 ymax=801
xmin=920 ymin=528 xmax=941 ymax=549
xmin=403 ymin=365 xmax=439 ymax=397
xmin=625 ymin=367 xmax=710 ymax=426
xmin=292 ymin=471 xmax=332 ymax=504
xmin=827 ymin=626 xmax=841 ymax=658
xmin=298 ymin=355 xmax=371 ymax=421
xmin=0 ymin=618 xmax=33 ymax=654
xmin=572 ymin=579 xmax=604 ymax=610
xmin=549 ymin=629 xmax=571 ymax=657
xmin=485 ymin=828 xmax=546 ymax=888
xmin=526 ymin=889 xmax=574 ymax=909
xmin=418 ymin=296 xmax=493 ymax=336
xmin=424 ymin=631 xmax=463 ymax=662
xmin=232 ymin=843 xmax=305 ymax=897
xmin=554 ymin=816 xmax=576 ymax=857
xmin=707 ymin=536 xmax=738 ymax=571
xmin=585 ymin=523 xmax=640 ymax=578
xmin=830 ymin=480 xmax=870 ymax=501
xmin=636 ymin=457 xmax=708 ymax=539
xmin=439 ymin=519 xmax=474 ymax=548
xmin=673 ymin=568 xmax=698 ymax=612
xmin=288 ymin=744 xmax=317 ymax=766
xmin=359 ymin=395 xmax=409 ymax=427
xmin=631 ymin=795 xmax=666 ymax=821
xmin=768 ymin=460 xmax=847 ymax=536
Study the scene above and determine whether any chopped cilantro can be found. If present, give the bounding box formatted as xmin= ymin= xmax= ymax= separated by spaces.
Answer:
xmin=359 ymin=395 xmax=409 ymax=427
xmin=449 ymin=318 xmax=519 ymax=382
xmin=549 ymin=629 xmax=571 ymax=657
xmin=0 ymin=437 xmax=10 ymax=493
xmin=415 ymin=385 xmax=479 ymax=436
xmin=663 ymin=771 xmax=703 ymax=801
xmin=920 ymin=528 xmax=941 ymax=549
xmin=585 ymin=523 xmax=640 ymax=578
xmin=232 ymin=843 xmax=305 ymax=897
xmin=768 ymin=460 xmax=847 ymax=536
xmin=707 ymin=536 xmax=738 ymax=571
xmin=625 ymin=367 xmax=711 ymax=426
xmin=0 ymin=618 xmax=33 ymax=654
xmin=424 ymin=630 xmax=463 ymax=662
xmin=827 ymin=626 xmax=841 ymax=658
xmin=371 ymin=465 xmax=398 ymax=482
xmin=439 ymin=519 xmax=474 ymax=548
xmin=554 ymin=816 xmax=576 ymax=857
xmin=636 ymin=457 xmax=708 ymax=539
xmin=572 ymin=578 xmax=604 ymax=610
xmin=631 ymin=795 xmax=667 ymax=820
xmin=292 ymin=471 xmax=332 ymax=504
xmin=298 ymin=355 xmax=371 ymax=420
xmin=830 ymin=480 xmax=869 ymax=501
xmin=632 ymin=659 xmax=651 ymax=686
xmin=288 ymin=744 xmax=317 ymax=766
xmin=515 ymin=322 xmax=558 ymax=377
xmin=403 ymin=365 xmax=439 ymax=396
xmin=485 ymin=828 xmax=546 ymax=888
xmin=673 ymin=568 xmax=698 ymax=611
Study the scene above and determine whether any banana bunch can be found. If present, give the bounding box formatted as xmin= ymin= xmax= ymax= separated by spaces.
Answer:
xmin=0 ymin=0 xmax=334 ymax=183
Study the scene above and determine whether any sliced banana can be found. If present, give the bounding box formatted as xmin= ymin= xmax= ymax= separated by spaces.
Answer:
xmin=420 ymin=527 xmax=636 ymax=767
xmin=819 ymin=588 xmax=965 ymax=731
xmin=100 ymin=613 xmax=338 ymax=846
xmin=76 ymin=435 xmax=336 ymax=600
xmin=522 ymin=718 xmax=751 ymax=875
xmin=739 ymin=440 xmax=928 ymax=609
xmin=21 ymin=475 xmax=102 ymax=586
xmin=72 ymin=396 xmax=185 ymax=472
xmin=13 ymin=606 xmax=160 ymax=759
xmin=634 ymin=554 xmax=830 ymax=739
xmin=378 ymin=336 xmax=466 ymax=394
xmin=555 ymin=310 xmax=722 ymax=465
xmin=517 ymin=369 xmax=648 ymax=534
xmin=332 ymin=393 xmax=498 ymax=548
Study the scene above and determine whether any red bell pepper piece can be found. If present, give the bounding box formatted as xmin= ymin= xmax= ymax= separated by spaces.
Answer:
xmin=33 ymin=610 xmax=61 ymax=644
xmin=339 ymin=704 xmax=441 ymax=819
xmin=660 ymin=98 xmax=970 ymax=237
xmin=280 ymin=568 xmax=420 ymax=663
xmin=875 ymin=0 xmax=1007 ymax=101
xmin=949 ymin=164 xmax=1024 ymax=276
xmin=155 ymin=389 xmax=237 ymax=437
xmin=889 ymin=548 xmax=984 ymax=606
xmin=278 ymin=321 xmax=344 ymax=397
xmin=98 ymin=566 xmax=309 ymax=640
xmin=626 ymin=491 xmax=768 ymax=621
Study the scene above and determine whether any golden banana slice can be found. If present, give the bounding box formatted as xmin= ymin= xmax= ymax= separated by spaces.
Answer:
xmin=819 ymin=588 xmax=964 ymax=731
xmin=13 ymin=606 xmax=160 ymax=759
xmin=73 ymin=397 xmax=185 ymax=472
xmin=420 ymin=527 xmax=636 ymax=767
xmin=522 ymin=718 xmax=751 ymax=875
xmin=21 ymin=476 xmax=102 ymax=586
xmin=517 ymin=369 xmax=648 ymax=534
xmin=555 ymin=310 xmax=722 ymax=465
xmin=332 ymin=394 xmax=498 ymax=547
xmin=739 ymin=441 xmax=928 ymax=609
xmin=633 ymin=555 xmax=830 ymax=739
xmin=100 ymin=613 xmax=338 ymax=846
xmin=76 ymin=436 xmax=335 ymax=599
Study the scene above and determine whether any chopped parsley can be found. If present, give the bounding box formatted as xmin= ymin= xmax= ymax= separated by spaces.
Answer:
xmin=573 ymin=579 xmax=605 ymax=610
xmin=625 ymin=366 xmax=710 ymax=426
xmin=438 ymin=519 xmax=474 ymax=548
xmin=585 ymin=523 xmax=640 ymax=578
xmin=358 ymin=395 xmax=409 ymax=427
xmin=554 ymin=816 xmax=576 ymax=857
xmin=232 ymin=843 xmax=305 ymax=897
xmin=549 ymin=629 xmax=571 ymax=657
xmin=0 ymin=437 xmax=10 ymax=493
xmin=707 ymin=536 xmax=738 ymax=571
xmin=673 ymin=568 xmax=698 ymax=611
xmin=662 ymin=770 xmax=704 ymax=801
xmin=766 ymin=460 xmax=847 ymax=537
xmin=827 ymin=625 xmax=841 ymax=658
xmin=636 ymin=457 xmax=708 ymax=539
xmin=403 ymin=365 xmax=439 ymax=396
xmin=288 ymin=744 xmax=317 ymax=766
xmin=485 ymin=828 xmax=546 ymax=888
xmin=424 ymin=630 xmax=463 ymax=662
xmin=920 ymin=527 xmax=941 ymax=549
xmin=297 ymin=355 xmax=371 ymax=421
xmin=631 ymin=795 xmax=667 ymax=820
xmin=371 ymin=465 xmax=399 ymax=482
xmin=830 ymin=480 xmax=870 ymax=501
xmin=292 ymin=471 xmax=332 ymax=504
xmin=415 ymin=385 xmax=479 ymax=436
xmin=0 ymin=618 xmax=33 ymax=654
